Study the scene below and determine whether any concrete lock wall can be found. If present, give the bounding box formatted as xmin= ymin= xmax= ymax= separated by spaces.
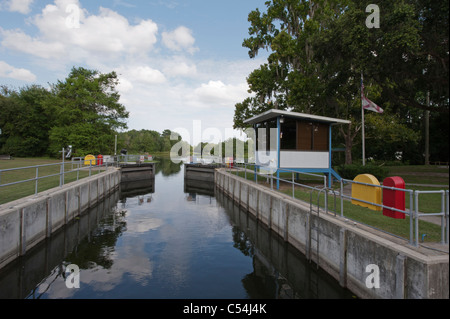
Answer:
xmin=0 ymin=168 xmax=121 ymax=270
xmin=184 ymin=164 xmax=216 ymax=183
xmin=120 ymin=163 xmax=155 ymax=183
xmin=215 ymin=169 xmax=449 ymax=299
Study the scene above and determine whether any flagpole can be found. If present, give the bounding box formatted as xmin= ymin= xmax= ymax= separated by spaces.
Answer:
xmin=361 ymin=71 xmax=366 ymax=166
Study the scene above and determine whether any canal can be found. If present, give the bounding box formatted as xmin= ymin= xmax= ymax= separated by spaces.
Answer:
xmin=0 ymin=157 xmax=355 ymax=299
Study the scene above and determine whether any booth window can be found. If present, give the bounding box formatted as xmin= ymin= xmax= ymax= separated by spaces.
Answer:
xmin=280 ymin=117 xmax=297 ymax=150
xmin=313 ymin=122 xmax=329 ymax=151
xmin=297 ymin=121 xmax=329 ymax=151
xmin=257 ymin=118 xmax=329 ymax=152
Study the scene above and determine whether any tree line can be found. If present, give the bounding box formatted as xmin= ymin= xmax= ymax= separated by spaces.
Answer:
xmin=234 ymin=0 xmax=448 ymax=165
xmin=118 ymin=129 xmax=186 ymax=155
xmin=0 ymin=67 xmax=129 ymax=158
xmin=0 ymin=67 xmax=186 ymax=159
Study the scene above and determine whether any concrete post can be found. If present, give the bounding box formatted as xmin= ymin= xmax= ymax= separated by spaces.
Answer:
xmin=395 ymin=254 xmax=406 ymax=299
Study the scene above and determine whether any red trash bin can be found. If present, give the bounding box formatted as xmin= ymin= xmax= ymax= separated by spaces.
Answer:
xmin=383 ymin=176 xmax=405 ymax=219
xmin=97 ymin=154 xmax=103 ymax=166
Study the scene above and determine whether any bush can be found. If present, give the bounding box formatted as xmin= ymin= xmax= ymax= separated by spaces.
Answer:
xmin=336 ymin=164 xmax=389 ymax=181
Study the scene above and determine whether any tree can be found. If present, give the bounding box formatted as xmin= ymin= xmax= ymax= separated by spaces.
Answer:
xmin=0 ymin=85 xmax=53 ymax=157
xmin=161 ymin=129 xmax=178 ymax=152
xmin=0 ymin=67 xmax=130 ymax=158
xmin=233 ymin=97 xmax=272 ymax=129
xmin=47 ymin=67 xmax=129 ymax=157
xmin=363 ymin=113 xmax=421 ymax=162
xmin=117 ymin=129 xmax=189 ymax=155
xmin=315 ymin=0 xmax=448 ymax=163
xmin=238 ymin=0 xmax=363 ymax=164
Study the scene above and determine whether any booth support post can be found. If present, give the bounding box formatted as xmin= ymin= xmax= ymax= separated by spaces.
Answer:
xmin=277 ymin=116 xmax=281 ymax=190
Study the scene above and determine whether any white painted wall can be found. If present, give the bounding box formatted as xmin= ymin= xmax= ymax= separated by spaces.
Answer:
xmin=280 ymin=151 xmax=329 ymax=169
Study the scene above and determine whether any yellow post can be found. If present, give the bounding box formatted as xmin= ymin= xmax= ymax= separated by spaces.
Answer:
xmin=351 ymin=174 xmax=382 ymax=211
xmin=84 ymin=155 xmax=96 ymax=166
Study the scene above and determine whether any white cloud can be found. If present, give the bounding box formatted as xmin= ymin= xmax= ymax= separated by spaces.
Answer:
xmin=0 ymin=61 xmax=36 ymax=82
xmin=1 ymin=0 xmax=159 ymax=62
xmin=126 ymin=66 xmax=166 ymax=85
xmin=116 ymin=76 xmax=133 ymax=93
xmin=1 ymin=29 xmax=66 ymax=59
xmin=114 ymin=64 xmax=167 ymax=97
xmin=162 ymin=57 xmax=197 ymax=78
xmin=116 ymin=57 xmax=266 ymax=135
xmin=3 ymin=0 xmax=34 ymax=14
xmin=162 ymin=26 xmax=198 ymax=54
xmin=189 ymin=80 xmax=249 ymax=108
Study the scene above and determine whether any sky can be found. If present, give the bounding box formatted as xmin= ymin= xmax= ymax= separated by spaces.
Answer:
xmin=0 ymin=0 xmax=270 ymax=145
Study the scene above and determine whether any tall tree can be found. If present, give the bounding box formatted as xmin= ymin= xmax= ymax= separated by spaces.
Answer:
xmin=47 ymin=67 xmax=129 ymax=157
xmin=237 ymin=0 xmax=364 ymax=164
xmin=315 ymin=0 xmax=448 ymax=163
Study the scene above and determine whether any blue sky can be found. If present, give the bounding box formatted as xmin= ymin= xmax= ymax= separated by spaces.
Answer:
xmin=0 ymin=0 xmax=269 ymax=144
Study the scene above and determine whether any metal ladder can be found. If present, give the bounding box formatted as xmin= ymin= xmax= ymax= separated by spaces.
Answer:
xmin=309 ymin=217 xmax=320 ymax=269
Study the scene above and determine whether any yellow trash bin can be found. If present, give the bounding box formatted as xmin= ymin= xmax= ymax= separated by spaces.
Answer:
xmin=84 ymin=155 xmax=96 ymax=166
xmin=351 ymin=174 xmax=382 ymax=211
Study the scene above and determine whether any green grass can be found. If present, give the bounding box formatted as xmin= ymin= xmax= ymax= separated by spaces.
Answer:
xmin=386 ymin=165 xmax=449 ymax=186
xmin=0 ymin=157 xmax=102 ymax=205
xmin=385 ymin=165 xmax=448 ymax=214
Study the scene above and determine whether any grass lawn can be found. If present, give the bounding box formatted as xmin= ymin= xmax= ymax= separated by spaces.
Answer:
xmin=231 ymin=164 xmax=448 ymax=244
xmin=0 ymin=157 xmax=102 ymax=205
xmin=386 ymin=165 xmax=449 ymax=186
xmin=386 ymin=165 xmax=448 ymax=215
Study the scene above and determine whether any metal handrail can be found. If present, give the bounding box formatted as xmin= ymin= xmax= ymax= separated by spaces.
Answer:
xmin=225 ymin=161 xmax=449 ymax=247
xmin=0 ymin=159 xmax=111 ymax=201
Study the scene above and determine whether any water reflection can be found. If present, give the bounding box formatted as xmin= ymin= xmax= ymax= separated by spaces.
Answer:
xmin=217 ymin=191 xmax=354 ymax=299
xmin=184 ymin=179 xmax=215 ymax=198
xmin=155 ymin=156 xmax=183 ymax=176
xmin=0 ymin=157 xmax=354 ymax=299
xmin=0 ymin=191 xmax=121 ymax=299
xmin=120 ymin=178 xmax=155 ymax=199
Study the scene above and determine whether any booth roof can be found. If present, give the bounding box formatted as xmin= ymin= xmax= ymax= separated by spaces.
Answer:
xmin=243 ymin=109 xmax=351 ymax=125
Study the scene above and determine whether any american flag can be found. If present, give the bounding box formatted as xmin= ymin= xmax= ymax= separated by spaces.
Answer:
xmin=361 ymin=78 xmax=383 ymax=114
